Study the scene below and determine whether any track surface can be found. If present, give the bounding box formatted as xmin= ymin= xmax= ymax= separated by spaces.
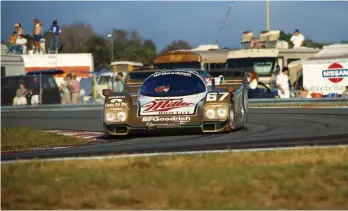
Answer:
xmin=2 ymin=108 xmax=348 ymax=161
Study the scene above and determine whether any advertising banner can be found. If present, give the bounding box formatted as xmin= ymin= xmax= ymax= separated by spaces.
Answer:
xmin=303 ymin=58 xmax=348 ymax=95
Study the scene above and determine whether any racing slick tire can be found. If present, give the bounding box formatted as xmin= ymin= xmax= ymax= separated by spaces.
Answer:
xmin=241 ymin=87 xmax=248 ymax=127
xmin=226 ymin=105 xmax=238 ymax=132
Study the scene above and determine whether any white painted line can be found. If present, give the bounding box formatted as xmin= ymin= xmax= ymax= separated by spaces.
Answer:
xmin=1 ymin=145 xmax=346 ymax=164
xmin=2 ymin=146 xmax=71 ymax=154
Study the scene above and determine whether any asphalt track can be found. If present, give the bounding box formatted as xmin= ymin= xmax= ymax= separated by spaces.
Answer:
xmin=1 ymin=108 xmax=348 ymax=161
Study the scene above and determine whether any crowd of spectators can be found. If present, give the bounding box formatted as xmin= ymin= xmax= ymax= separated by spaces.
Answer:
xmin=7 ymin=19 xmax=62 ymax=55
xmin=13 ymin=75 xmax=40 ymax=106
xmin=58 ymin=73 xmax=81 ymax=104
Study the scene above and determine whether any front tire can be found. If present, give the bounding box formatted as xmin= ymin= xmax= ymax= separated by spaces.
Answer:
xmin=228 ymin=106 xmax=238 ymax=131
xmin=241 ymin=88 xmax=248 ymax=127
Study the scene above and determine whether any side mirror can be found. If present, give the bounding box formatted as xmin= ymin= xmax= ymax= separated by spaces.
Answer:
xmin=102 ymin=89 xmax=112 ymax=97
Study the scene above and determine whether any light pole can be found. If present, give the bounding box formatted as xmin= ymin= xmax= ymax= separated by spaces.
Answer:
xmin=107 ymin=33 xmax=114 ymax=64
xmin=107 ymin=33 xmax=115 ymax=90
xmin=266 ymin=0 xmax=270 ymax=31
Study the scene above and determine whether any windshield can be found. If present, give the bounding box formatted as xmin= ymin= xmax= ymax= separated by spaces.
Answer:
xmin=197 ymin=70 xmax=211 ymax=78
xmin=139 ymin=72 xmax=206 ymax=97
xmin=98 ymin=76 xmax=111 ymax=85
xmin=226 ymin=57 xmax=276 ymax=76
xmin=155 ymin=62 xmax=201 ymax=70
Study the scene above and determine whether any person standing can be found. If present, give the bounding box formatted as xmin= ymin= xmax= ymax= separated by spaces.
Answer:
xmin=49 ymin=20 xmax=61 ymax=52
xmin=248 ymin=71 xmax=258 ymax=90
xmin=107 ymin=72 xmax=125 ymax=92
xmin=290 ymin=29 xmax=305 ymax=49
xmin=276 ymin=67 xmax=290 ymax=98
xmin=28 ymin=75 xmax=40 ymax=104
xmin=33 ymin=19 xmax=42 ymax=54
xmin=69 ymin=74 xmax=80 ymax=104
xmin=59 ymin=74 xmax=72 ymax=104
xmin=14 ymin=22 xmax=23 ymax=36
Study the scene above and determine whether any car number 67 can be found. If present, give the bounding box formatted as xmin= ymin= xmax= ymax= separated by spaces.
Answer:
xmin=206 ymin=92 xmax=229 ymax=101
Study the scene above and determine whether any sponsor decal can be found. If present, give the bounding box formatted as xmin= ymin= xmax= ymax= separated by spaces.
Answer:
xmin=159 ymin=111 xmax=191 ymax=115
xmin=110 ymin=98 xmax=123 ymax=103
xmin=322 ymin=63 xmax=348 ymax=83
xmin=142 ymin=99 xmax=194 ymax=113
xmin=152 ymin=71 xmax=192 ymax=77
xmin=107 ymin=107 xmax=123 ymax=111
xmin=109 ymin=96 xmax=126 ymax=99
xmin=142 ymin=116 xmax=191 ymax=122
xmin=105 ymin=102 xmax=128 ymax=107
xmin=145 ymin=122 xmax=183 ymax=128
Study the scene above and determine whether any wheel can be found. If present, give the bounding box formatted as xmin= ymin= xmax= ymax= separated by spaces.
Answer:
xmin=241 ymin=88 xmax=248 ymax=126
xmin=228 ymin=105 xmax=238 ymax=131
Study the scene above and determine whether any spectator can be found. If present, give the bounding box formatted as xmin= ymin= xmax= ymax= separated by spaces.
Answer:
xmin=59 ymin=74 xmax=72 ymax=104
xmin=8 ymin=31 xmax=17 ymax=45
xmin=49 ymin=20 xmax=62 ymax=52
xmin=69 ymin=74 xmax=80 ymax=104
xmin=25 ymin=89 xmax=33 ymax=105
xmin=299 ymin=87 xmax=311 ymax=98
xmin=8 ymin=31 xmax=17 ymax=52
xmin=276 ymin=67 xmax=290 ymax=98
xmin=28 ymin=75 xmax=40 ymax=105
xmin=248 ymin=71 xmax=258 ymax=89
xmin=342 ymin=86 xmax=348 ymax=98
xmin=290 ymin=29 xmax=305 ymax=49
xmin=33 ymin=18 xmax=42 ymax=54
xmin=8 ymin=34 xmax=27 ymax=54
xmin=13 ymin=83 xmax=28 ymax=106
xmin=250 ymin=37 xmax=259 ymax=49
xmin=14 ymin=22 xmax=23 ymax=36
xmin=108 ymin=72 xmax=125 ymax=92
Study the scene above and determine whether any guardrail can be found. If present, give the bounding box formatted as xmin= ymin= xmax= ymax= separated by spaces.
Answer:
xmin=1 ymin=98 xmax=347 ymax=112
xmin=248 ymin=98 xmax=348 ymax=108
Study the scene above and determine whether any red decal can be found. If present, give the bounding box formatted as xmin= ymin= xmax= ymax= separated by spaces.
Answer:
xmin=142 ymin=99 xmax=194 ymax=112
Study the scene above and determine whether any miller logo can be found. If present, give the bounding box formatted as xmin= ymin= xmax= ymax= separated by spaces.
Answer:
xmin=322 ymin=63 xmax=348 ymax=83
xmin=110 ymin=99 xmax=122 ymax=103
xmin=142 ymin=99 xmax=194 ymax=112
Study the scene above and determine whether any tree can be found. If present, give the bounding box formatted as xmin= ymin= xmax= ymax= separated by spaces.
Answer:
xmin=59 ymin=22 xmax=97 ymax=53
xmin=138 ymin=40 xmax=157 ymax=65
xmin=84 ymin=35 xmax=110 ymax=68
xmin=160 ymin=40 xmax=192 ymax=54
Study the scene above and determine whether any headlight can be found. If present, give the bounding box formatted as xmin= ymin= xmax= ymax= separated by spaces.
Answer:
xmin=204 ymin=105 xmax=228 ymax=120
xmin=205 ymin=109 xmax=216 ymax=119
xmin=117 ymin=111 xmax=127 ymax=122
xmin=105 ymin=110 xmax=127 ymax=122
xmin=105 ymin=112 xmax=116 ymax=121
xmin=217 ymin=108 xmax=228 ymax=118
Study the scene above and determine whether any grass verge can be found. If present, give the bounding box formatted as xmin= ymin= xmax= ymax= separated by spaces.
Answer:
xmin=1 ymin=127 xmax=89 ymax=151
xmin=2 ymin=146 xmax=348 ymax=209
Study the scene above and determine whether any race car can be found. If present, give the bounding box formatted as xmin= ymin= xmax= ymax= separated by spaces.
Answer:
xmin=102 ymin=69 xmax=248 ymax=136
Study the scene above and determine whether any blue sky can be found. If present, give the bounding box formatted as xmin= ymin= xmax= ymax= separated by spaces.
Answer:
xmin=1 ymin=1 xmax=348 ymax=51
